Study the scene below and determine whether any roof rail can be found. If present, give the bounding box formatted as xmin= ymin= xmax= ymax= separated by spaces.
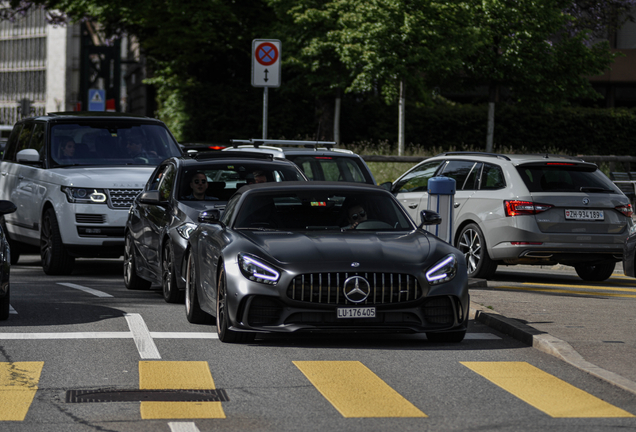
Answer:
xmin=193 ymin=150 xmax=273 ymax=161
xmin=230 ymin=138 xmax=337 ymax=150
xmin=441 ymin=151 xmax=511 ymax=161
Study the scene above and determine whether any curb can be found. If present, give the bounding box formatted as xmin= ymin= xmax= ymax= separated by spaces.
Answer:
xmin=470 ymin=301 xmax=636 ymax=396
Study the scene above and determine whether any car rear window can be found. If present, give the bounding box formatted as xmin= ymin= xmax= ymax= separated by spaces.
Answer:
xmin=287 ymin=155 xmax=371 ymax=183
xmin=516 ymin=164 xmax=620 ymax=193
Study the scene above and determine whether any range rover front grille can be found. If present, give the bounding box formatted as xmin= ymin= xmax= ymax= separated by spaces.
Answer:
xmin=107 ymin=189 xmax=142 ymax=209
xmin=287 ymin=272 xmax=422 ymax=306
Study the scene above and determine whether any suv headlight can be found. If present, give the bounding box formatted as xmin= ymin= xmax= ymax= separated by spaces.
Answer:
xmin=426 ymin=254 xmax=457 ymax=285
xmin=238 ymin=253 xmax=280 ymax=285
xmin=62 ymin=186 xmax=107 ymax=204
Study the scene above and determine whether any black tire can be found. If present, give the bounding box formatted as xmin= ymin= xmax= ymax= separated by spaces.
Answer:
xmin=426 ymin=330 xmax=466 ymax=343
xmin=123 ymin=232 xmax=152 ymax=290
xmin=40 ymin=208 xmax=75 ymax=275
xmin=455 ymin=223 xmax=498 ymax=279
xmin=162 ymin=242 xmax=183 ymax=303
xmin=0 ymin=285 xmax=9 ymax=321
xmin=574 ymin=262 xmax=616 ymax=282
xmin=2 ymin=220 xmax=20 ymax=265
xmin=216 ymin=266 xmax=254 ymax=343
xmin=185 ymin=253 xmax=212 ymax=324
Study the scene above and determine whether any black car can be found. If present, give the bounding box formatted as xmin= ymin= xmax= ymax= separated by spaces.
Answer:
xmin=183 ymin=181 xmax=469 ymax=343
xmin=0 ymin=200 xmax=18 ymax=320
xmin=124 ymin=151 xmax=308 ymax=302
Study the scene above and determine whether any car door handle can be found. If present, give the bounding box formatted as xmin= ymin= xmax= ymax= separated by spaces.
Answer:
xmin=408 ymin=203 xmax=418 ymax=209
xmin=18 ymin=175 xmax=24 ymax=180
xmin=454 ymin=203 xmax=460 ymax=208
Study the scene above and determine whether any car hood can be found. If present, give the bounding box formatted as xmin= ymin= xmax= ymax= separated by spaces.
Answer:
xmin=53 ymin=166 xmax=156 ymax=188
xmin=238 ymin=230 xmax=433 ymax=266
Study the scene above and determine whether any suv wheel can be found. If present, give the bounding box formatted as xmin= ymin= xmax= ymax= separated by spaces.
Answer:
xmin=574 ymin=262 xmax=615 ymax=282
xmin=456 ymin=223 xmax=498 ymax=279
xmin=162 ymin=242 xmax=183 ymax=303
xmin=40 ymin=208 xmax=75 ymax=275
xmin=123 ymin=232 xmax=152 ymax=290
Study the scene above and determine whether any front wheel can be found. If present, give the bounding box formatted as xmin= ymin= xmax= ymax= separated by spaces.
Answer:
xmin=185 ymin=253 xmax=212 ymax=324
xmin=0 ymin=285 xmax=9 ymax=321
xmin=123 ymin=232 xmax=151 ymax=290
xmin=455 ymin=223 xmax=497 ymax=279
xmin=40 ymin=208 xmax=74 ymax=275
xmin=216 ymin=266 xmax=254 ymax=343
xmin=162 ymin=242 xmax=183 ymax=303
xmin=574 ymin=262 xmax=615 ymax=281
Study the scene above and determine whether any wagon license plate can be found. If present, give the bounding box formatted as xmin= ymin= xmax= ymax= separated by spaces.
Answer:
xmin=565 ymin=209 xmax=604 ymax=220
xmin=337 ymin=307 xmax=376 ymax=318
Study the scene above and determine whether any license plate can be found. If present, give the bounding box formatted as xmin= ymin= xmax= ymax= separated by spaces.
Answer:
xmin=565 ymin=209 xmax=604 ymax=220
xmin=337 ymin=307 xmax=376 ymax=318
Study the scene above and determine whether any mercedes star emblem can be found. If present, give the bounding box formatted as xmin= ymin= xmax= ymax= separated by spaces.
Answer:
xmin=343 ymin=276 xmax=371 ymax=303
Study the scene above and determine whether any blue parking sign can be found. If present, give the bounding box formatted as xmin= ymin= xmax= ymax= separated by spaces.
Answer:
xmin=88 ymin=89 xmax=105 ymax=111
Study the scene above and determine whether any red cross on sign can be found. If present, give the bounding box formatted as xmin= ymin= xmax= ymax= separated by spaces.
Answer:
xmin=255 ymin=42 xmax=279 ymax=66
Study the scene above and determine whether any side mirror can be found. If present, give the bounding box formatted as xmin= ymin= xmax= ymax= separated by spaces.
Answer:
xmin=0 ymin=200 xmax=16 ymax=215
xmin=379 ymin=181 xmax=393 ymax=192
xmin=418 ymin=209 xmax=442 ymax=227
xmin=16 ymin=149 xmax=40 ymax=164
xmin=198 ymin=209 xmax=222 ymax=224
xmin=138 ymin=190 xmax=166 ymax=206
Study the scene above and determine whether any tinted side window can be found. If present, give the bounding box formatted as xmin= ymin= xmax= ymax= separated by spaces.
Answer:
xmin=158 ymin=165 xmax=176 ymax=201
xmin=221 ymin=195 xmax=240 ymax=225
xmin=3 ymin=124 xmax=23 ymax=161
xmin=394 ymin=160 xmax=443 ymax=193
xmin=440 ymin=160 xmax=478 ymax=190
xmin=517 ymin=165 xmax=616 ymax=192
xmin=480 ymin=163 xmax=506 ymax=190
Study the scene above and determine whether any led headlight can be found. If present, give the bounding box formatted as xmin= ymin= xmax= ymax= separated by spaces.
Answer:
xmin=176 ymin=223 xmax=198 ymax=240
xmin=426 ymin=254 xmax=457 ymax=285
xmin=62 ymin=186 xmax=107 ymax=204
xmin=238 ymin=253 xmax=280 ymax=285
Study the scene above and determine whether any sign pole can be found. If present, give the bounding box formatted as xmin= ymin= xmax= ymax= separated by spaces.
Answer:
xmin=263 ymin=87 xmax=269 ymax=139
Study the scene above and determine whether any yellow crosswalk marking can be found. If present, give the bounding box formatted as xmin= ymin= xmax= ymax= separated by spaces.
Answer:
xmin=0 ymin=362 xmax=44 ymax=421
xmin=496 ymin=285 xmax=636 ymax=299
xmin=461 ymin=362 xmax=634 ymax=418
xmin=521 ymin=282 xmax=636 ymax=293
xmin=139 ymin=361 xmax=225 ymax=419
xmin=294 ymin=360 xmax=426 ymax=418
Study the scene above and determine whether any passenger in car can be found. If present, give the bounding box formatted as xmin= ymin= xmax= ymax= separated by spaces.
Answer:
xmin=246 ymin=170 xmax=268 ymax=184
xmin=184 ymin=172 xmax=219 ymax=201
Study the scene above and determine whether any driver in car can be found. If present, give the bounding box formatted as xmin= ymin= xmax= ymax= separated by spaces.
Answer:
xmin=345 ymin=203 xmax=367 ymax=229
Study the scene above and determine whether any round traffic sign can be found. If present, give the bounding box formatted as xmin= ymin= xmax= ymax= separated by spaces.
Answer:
xmin=255 ymin=42 xmax=279 ymax=66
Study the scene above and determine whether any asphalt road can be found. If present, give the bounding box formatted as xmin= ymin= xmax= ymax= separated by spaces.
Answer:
xmin=1 ymin=255 xmax=636 ymax=431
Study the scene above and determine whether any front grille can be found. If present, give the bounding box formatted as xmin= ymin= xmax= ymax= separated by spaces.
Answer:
xmin=287 ymin=272 xmax=422 ymax=305
xmin=75 ymin=214 xmax=106 ymax=224
xmin=107 ymin=189 xmax=141 ymax=209
xmin=422 ymin=296 xmax=455 ymax=325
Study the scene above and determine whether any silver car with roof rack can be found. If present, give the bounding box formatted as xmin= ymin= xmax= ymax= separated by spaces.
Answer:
xmin=225 ymin=138 xmax=376 ymax=184
xmin=384 ymin=152 xmax=634 ymax=281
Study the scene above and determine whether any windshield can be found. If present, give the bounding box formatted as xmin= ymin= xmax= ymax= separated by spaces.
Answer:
xmin=234 ymin=190 xmax=413 ymax=231
xmin=50 ymin=122 xmax=181 ymax=166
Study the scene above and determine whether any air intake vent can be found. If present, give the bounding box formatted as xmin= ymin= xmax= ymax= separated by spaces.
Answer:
xmin=75 ymin=214 xmax=106 ymax=224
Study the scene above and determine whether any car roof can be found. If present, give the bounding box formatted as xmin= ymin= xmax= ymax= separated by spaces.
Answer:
xmin=431 ymin=152 xmax=594 ymax=166
xmin=238 ymin=181 xmax=388 ymax=194
xmin=226 ymin=139 xmax=359 ymax=158
xmin=168 ymin=152 xmax=304 ymax=169
xmin=17 ymin=112 xmax=162 ymax=123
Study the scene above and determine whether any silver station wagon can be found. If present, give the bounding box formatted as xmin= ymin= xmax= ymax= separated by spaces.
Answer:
xmin=385 ymin=152 xmax=634 ymax=281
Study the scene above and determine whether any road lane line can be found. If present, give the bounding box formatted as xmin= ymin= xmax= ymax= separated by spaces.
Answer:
xmin=0 ymin=332 xmax=216 ymax=340
xmin=294 ymin=361 xmax=426 ymax=418
xmin=9 ymin=305 xmax=16 ymax=314
xmin=56 ymin=282 xmax=113 ymax=298
xmin=169 ymin=422 xmax=201 ymax=432
xmin=461 ymin=361 xmax=635 ymax=418
xmin=150 ymin=332 xmax=218 ymax=339
xmin=125 ymin=313 xmax=161 ymax=360
xmin=495 ymin=285 xmax=636 ymax=299
xmin=139 ymin=361 xmax=225 ymax=419
xmin=0 ymin=362 xmax=43 ymax=421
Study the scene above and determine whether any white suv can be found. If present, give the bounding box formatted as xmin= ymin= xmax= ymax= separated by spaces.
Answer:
xmin=0 ymin=112 xmax=182 ymax=275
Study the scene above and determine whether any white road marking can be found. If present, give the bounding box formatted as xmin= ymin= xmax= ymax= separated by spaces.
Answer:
xmin=125 ymin=313 xmax=161 ymax=360
xmin=56 ymin=282 xmax=113 ymax=298
xmin=169 ymin=422 xmax=201 ymax=432
xmin=9 ymin=305 xmax=17 ymax=314
xmin=150 ymin=332 xmax=217 ymax=339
